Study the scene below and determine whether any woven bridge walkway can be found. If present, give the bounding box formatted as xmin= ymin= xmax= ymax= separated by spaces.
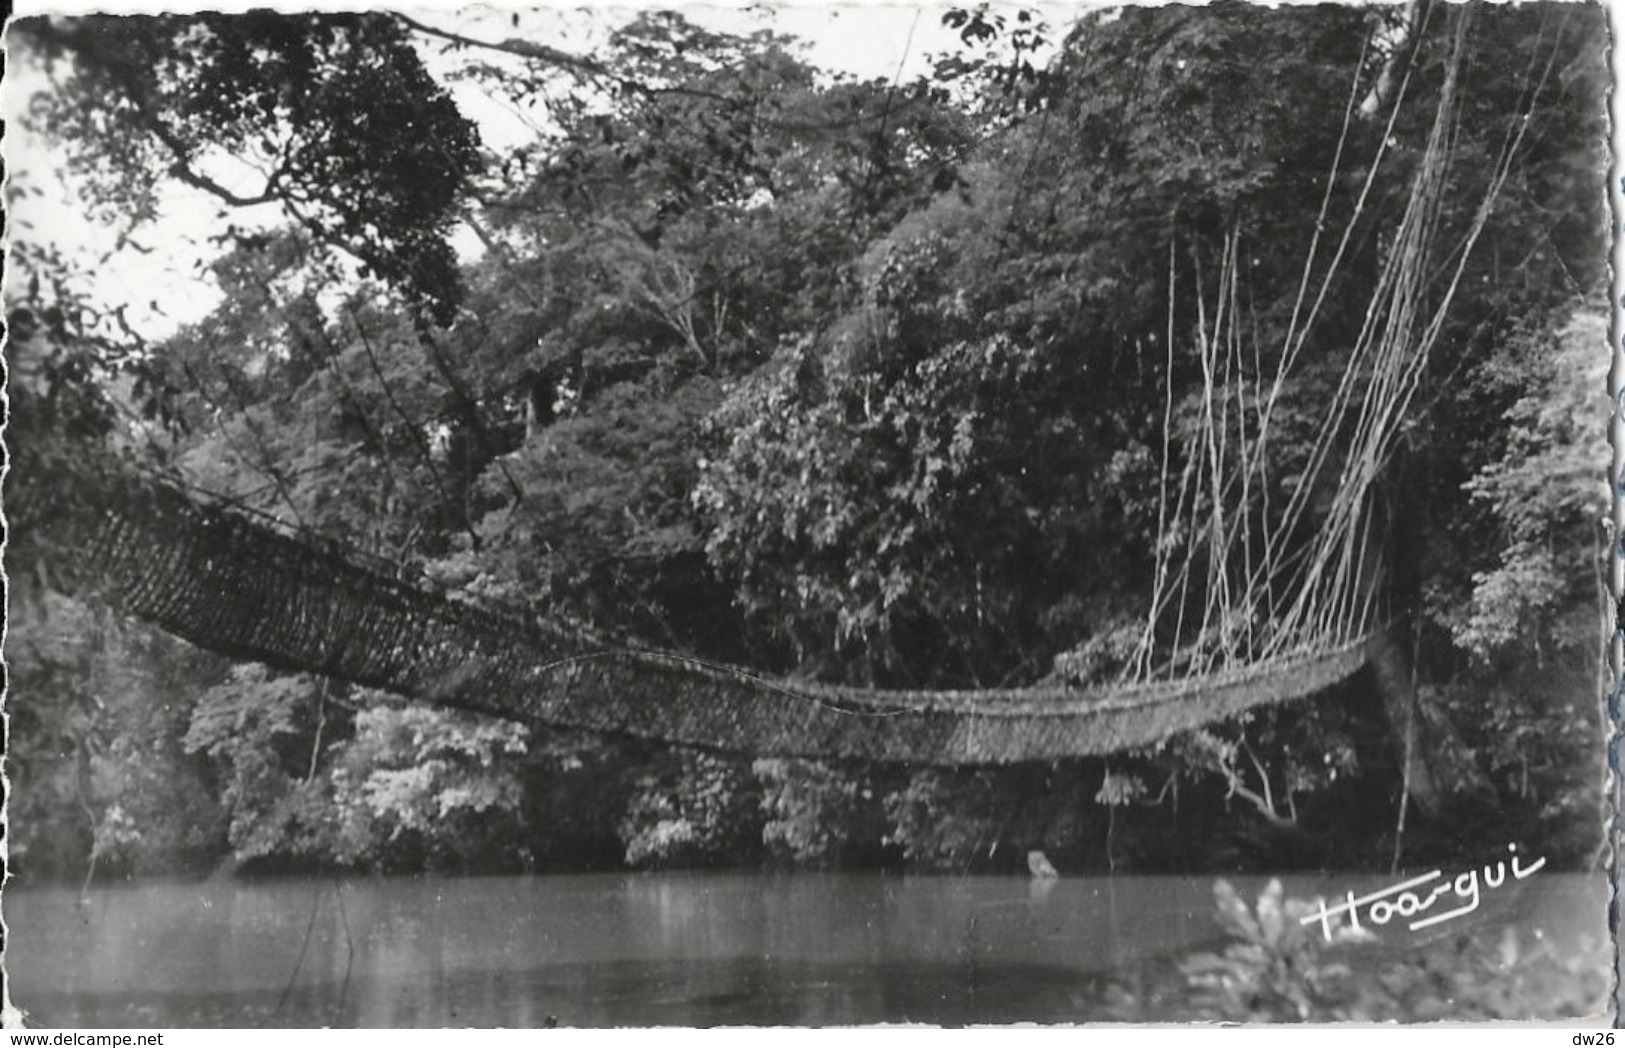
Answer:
xmin=15 ymin=459 xmax=1373 ymax=765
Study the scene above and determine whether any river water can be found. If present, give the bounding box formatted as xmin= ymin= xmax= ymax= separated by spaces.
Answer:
xmin=3 ymin=871 xmax=1608 ymax=1027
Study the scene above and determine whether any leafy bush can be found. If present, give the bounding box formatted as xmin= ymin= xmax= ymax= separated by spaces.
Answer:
xmin=618 ymin=749 xmax=763 ymax=868
xmin=326 ymin=705 xmax=531 ymax=871
xmin=881 ymin=763 xmax=1103 ymax=873
xmin=754 ymin=758 xmax=891 ymax=867
xmin=182 ymin=665 xmax=330 ymax=864
xmin=882 ymin=768 xmax=1012 ymax=871
xmin=1179 ymin=879 xmax=1361 ymax=1021
xmin=1107 ymin=879 xmax=1610 ymax=1022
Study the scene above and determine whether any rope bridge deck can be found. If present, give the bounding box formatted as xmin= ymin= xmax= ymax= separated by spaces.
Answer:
xmin=14 ymin=459 xmax=1373 ymax=765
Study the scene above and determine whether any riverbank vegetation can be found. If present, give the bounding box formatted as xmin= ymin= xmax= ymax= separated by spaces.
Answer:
xmin=1107 ymin=880 xmax=1610 ymax=1022
xmin=6 ymin=3 xmax=1610 ymax=884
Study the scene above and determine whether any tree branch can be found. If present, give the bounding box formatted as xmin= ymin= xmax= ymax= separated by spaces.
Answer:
xmin=392 ymin=11 xmax=933 ymax=134
xmin=392 ymin=12 xmax=619 ymax=84
xmin=162 ymin=157 xmax=281 ymax=208
xmin=97 ymin=51 xmax=283 ymax=209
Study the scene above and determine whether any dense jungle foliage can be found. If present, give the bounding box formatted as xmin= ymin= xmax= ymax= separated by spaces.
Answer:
xmin=5 ymin=3 xmax=1611 ymax=882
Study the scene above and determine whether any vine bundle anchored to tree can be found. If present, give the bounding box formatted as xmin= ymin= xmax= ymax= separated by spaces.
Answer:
xmin=1131 ymin=6 xmax=1547 ymax=683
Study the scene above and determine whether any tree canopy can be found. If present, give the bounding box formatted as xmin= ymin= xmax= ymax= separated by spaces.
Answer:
xmin=5 ymin=3 xmax=1609 ymax=878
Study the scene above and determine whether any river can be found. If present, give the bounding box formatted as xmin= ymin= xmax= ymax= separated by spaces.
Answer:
xmin=3 ymin=871 xmax=1608 ymax=1026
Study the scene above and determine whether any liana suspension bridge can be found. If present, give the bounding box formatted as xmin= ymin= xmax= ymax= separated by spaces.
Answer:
xmin=12 ymin=453 xmax=1375 ymax=766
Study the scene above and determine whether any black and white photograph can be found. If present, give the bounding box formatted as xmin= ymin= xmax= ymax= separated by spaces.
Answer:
xmin=1 ymin=0 xmax=1616 ymax=1028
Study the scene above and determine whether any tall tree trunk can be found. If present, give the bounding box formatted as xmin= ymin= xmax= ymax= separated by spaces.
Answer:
xmin=1366 ymin=628 xmax=1493 ymax=819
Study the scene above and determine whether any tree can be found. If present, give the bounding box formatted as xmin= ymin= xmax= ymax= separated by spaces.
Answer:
xmin=15 ymin=12 xmax=482 ymax=324
xmin=7 ymin=594 xmax=229 ymax=882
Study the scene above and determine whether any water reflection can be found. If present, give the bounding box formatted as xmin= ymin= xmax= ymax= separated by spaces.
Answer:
xmin=3 ymin=872 xmax=1605 ymax=1027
